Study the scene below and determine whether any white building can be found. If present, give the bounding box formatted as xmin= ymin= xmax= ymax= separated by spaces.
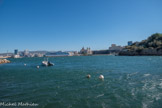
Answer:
xmin=12 ymin=54 xmax=20 ymax=58
xmin=12 ymin=49 xmax=20 ymax=58
xmin=80 ymin=47 xmax=92 ymax=55
xmin=24 ymin=49 xmax=29 ymax=56
xmin=109 ymin=44 xmax=123 ymax=51
xmin=45 ymin=51 xmax=70 ymax=57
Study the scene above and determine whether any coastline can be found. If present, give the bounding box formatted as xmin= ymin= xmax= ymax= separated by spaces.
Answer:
xmin=118 ymin=33 xmax=162 ymax=56
xmin=119 ymin=49 xmax=162 ymax=56
xmin=0 ymin=59 xmax=10 ymax=64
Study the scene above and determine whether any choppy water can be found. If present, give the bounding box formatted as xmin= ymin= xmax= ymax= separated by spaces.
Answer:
xmin=0 ymin=56 xmax=162 ymax=108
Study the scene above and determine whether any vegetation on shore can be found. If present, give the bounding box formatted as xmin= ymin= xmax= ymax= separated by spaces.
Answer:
xmin=119 ymin=33 xmax=162 ymax=55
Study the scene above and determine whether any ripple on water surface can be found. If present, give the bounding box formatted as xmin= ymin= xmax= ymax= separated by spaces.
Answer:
xmin=0 ymin=56 xmax=162 ymax=108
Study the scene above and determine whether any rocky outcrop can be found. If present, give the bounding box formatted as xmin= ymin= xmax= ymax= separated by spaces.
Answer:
xmin=119 ymin=48 xmax=162 ymax=56
xmin=119 ymin=33 xmax=162 ymax=56
xmin=0 ymin=59 xmax=11 ymax=64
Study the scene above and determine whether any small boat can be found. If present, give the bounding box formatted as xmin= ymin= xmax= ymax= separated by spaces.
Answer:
xmin=48 ymin=61 xmax=54 ymax=66
xmin=42 ymin=58 xmax=54 ymax=66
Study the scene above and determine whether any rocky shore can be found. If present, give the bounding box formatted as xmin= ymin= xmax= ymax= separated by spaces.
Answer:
xmin=0 ymin=59 xmax=10 ymax=64
xmin=119 ymin=49 xmax=162 ymax=56
xmin=119 ymin=33 xmax=162 ymax=56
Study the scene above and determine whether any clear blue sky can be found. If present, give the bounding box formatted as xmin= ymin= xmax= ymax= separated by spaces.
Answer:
xmin=0 ymin=0 xmax=162 ymax=53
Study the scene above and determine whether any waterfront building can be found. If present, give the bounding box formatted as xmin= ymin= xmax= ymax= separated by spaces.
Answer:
xmin=24 ymin=49 xmax=29 ymax=57
xmin=128 ymin=41 xmax=133 ymax=46
xmin=28 ymin=53 xmax=35 ymax=57
xmin=34 ymin=53 xmax=44 ymax=57
xmin=45 ymin=51 xmax=70 ymax=57
xmin=12 ymin=54 xmax=20 ymax=58
xmin=14 ymin=49 xmax=18 ymax=55
xmin=0 ymin=53 xmax=12 ymax=58
xmin=13 ymin=49 xmax=20 ymax=58
xmin=67 ymin=52 xmax=74 ymax=56
xmin=79 ymin=47 xmax=92 ymax=55
xmin=92 ymin=50 xmax=110 ymax=55
xmin=80 ymin=47 xmax=85 ymax=54
xmin=109 ymin=44 xmax=123 ymax=51
xmin=73 ymin=51 xmax=79 ymax=56
xmin=86 ymin=47 xmax=92 ymax=55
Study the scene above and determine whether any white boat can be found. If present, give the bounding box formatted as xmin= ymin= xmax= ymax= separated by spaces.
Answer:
xmin=42 ymin=58 xmax=54 ymax=66
xmin=42 ymin=61 xmax=48 ymax=66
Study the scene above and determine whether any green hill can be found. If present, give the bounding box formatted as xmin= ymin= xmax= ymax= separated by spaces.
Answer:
xmin=119 ymin=33 xmax=162 ymax=55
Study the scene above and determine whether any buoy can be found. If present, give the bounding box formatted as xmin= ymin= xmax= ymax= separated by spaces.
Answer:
xmin=37 ymin=66 xmax=39 ymax=69
xmin=99 ymin=75 xmax=104 ymax=79
xmin=86 ymin=74 xmax=91 ymax=78
xmin=24 ymin=64 xmax=26 ymax=66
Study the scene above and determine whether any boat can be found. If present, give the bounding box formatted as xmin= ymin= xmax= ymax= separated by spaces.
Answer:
xmin=42 ymin=58 xmax=54 ymax=66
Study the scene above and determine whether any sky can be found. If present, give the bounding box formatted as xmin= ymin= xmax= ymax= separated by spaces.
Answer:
xmin=0 ymin=0 xmax=162 ymax=53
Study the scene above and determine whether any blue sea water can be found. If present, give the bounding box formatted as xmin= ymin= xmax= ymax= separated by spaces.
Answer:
xmin=0 ymin=56 xmax=162 ymax=108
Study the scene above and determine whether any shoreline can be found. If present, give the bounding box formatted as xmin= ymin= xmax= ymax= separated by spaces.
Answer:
xmin=0 ymin=59 xmax=10 ymax=64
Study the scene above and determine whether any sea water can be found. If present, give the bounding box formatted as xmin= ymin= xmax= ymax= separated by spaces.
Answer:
xmin=0 ymin=56 xmax=162 ymax=108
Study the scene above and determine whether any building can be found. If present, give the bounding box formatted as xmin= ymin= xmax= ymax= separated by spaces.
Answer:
xmin=109 ymin=44 xmax=123 ymax=51
xmin=67 ymin=52 xmax=74 ymax=56
xmin=23 ymin=49 xmax=29 ymax=57
xmin=80 ymin=47 xmax=85 ymax=54
xmin=67 ymin=51 xmax=79 ymax=56
xmin=45 ymin=51 xmax=70 ymax=57
xmin=73 ymin=51 xmax=79 ymax=56
xmin=12 ymin=54 xmax=20 ymax=58
xmin=79 ymin=47 xmax=92 ymax=55
xmin=14 ymin=49 xmax=18 ymax=55
xmin=92 ymin=49 xmax=120 ymax=55
xmin=86 ymin=47 xmax=92 ymax=55
xmin=92 ymin=50 xmax=110 ymax=55
xmin=128 ymin=41 xmax=133 ymax=46
xmin=34 ymin=53 xmax=44 ymax=57
xmin=13 ymin=49 xmax=20 ymax=58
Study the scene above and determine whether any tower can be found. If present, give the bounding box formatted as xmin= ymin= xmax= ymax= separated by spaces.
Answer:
xmin=14 ymin=49 xmax=18 ymax=55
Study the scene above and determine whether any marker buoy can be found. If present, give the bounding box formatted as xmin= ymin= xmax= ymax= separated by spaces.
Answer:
xmin=86 ymin=74 xmax=91 ymax=78
xmin=37 ymin=66 xmax=39 ymax=69
xmin=99 ymin=75 xmax=104 ymax=79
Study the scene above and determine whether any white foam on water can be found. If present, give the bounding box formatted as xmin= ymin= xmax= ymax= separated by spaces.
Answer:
xmin=96 ymin=94 xmax=104 ymax=98
xmin=142 ymin=102 xmax=147 ymax=108
xmin=159 ymin=82 xmax=162 ymax=88
xmin=155 ymin=93 xmax=162 ymax=101
xmin=149 ymin=82 xmax=156 ymax=90
xmin=143 ymin=74 xmax=150 ymax=77
xmin=127 ymin=72 xmax=138 ymax=79
xmin=149 ymin=92 xmax=162 ymax=101
xmin=142 ymin=82 xmax=148 ymax=90
xmin=129 ymin=82 xmax=136 ymax=85
xmin=130 ymin=72 xmax=138 ymax=76
xmin=126 ymin=74 xmax=130 ymax=79
xmin=131 ymin=88 xmax=135 ymax=96
xmin=101 ymin=102 xmax=106 ymax=108
xmin=141 ymin=79 xmax=162 ymax=108
xmin=142 ymin=100 xmax=154 ymax=108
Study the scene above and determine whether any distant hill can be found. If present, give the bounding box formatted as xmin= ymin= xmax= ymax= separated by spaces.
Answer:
xmin=119 ymin=33 xmax=162 ymax=56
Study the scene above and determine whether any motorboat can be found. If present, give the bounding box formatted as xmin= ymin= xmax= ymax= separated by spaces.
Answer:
xmin=42 ymin=58 xmax=54 ymax=66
